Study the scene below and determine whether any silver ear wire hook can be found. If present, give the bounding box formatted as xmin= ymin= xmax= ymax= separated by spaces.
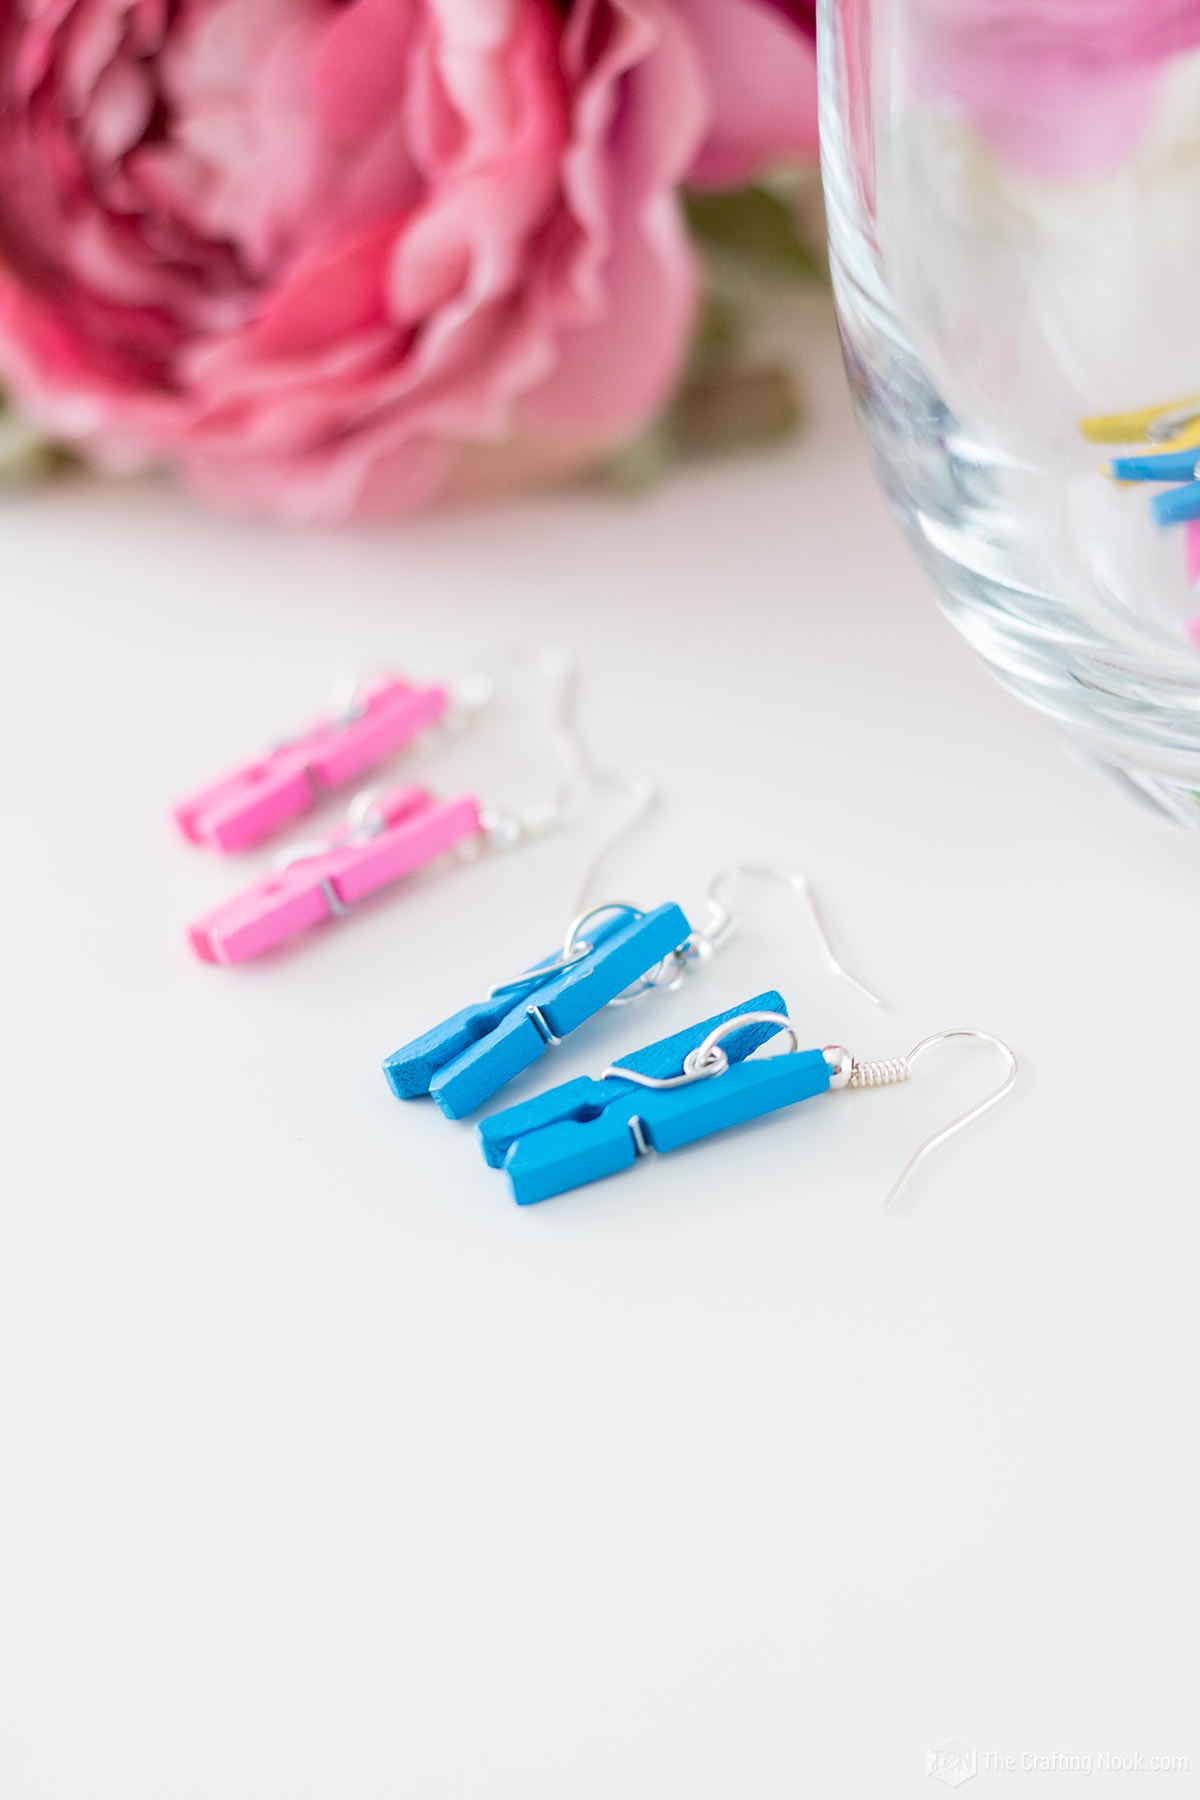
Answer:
xmin=510 ymin=641 xmax=660 ymax=913
xmin=823 ymin=1028 xmax=1018 ymax=1211
xmin=472 ymin=643 xmax=610 ymax=847
xmin=562 ymin=860 xmax=884 ymax=1015
xmin=882 ymin=1030 xmax=1018 ymax=1211
xmin=698 ymin=864 xmax=885 ymax=1010
xmin=571 ymin=772 xmax=660 ymax=913
xmin=534 ymin=642 xmax=592 ymax=802
xmin=450 ymin=644 xmax=659 ymax=919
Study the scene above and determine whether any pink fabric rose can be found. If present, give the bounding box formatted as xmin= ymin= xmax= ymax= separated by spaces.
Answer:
xmin=0 ymin=0 xmax=817 ymax=521
xmin=913 ymin=1 xmax=1200 ymax=181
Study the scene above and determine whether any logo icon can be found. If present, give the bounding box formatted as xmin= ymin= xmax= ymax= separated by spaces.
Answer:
xmin=927 ymin=1740 xmax=977 ymax=1788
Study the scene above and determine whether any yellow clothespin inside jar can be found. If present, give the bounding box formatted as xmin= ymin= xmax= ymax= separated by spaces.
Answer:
xmin=1080 ymin=392 xmax=1200 ymax=451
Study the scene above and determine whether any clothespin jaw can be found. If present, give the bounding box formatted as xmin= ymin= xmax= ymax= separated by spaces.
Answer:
xmin=383 ymin=908 xmax=635 ymax=1101
xmin=383 ymin=902 xmax=693 ymax=1119
xmin=479 ymin=991 xmax=828 ymax=1206
xmin=174 ymin=675 xmax=448 ymax=852
xmin=188 ymin=786 xmax=480 ymax=964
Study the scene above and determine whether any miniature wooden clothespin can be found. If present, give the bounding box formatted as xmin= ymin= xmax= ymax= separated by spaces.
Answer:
xmin=1079 ymin=394 xmax=1200 ymax=451
xmin=478 ymin=992 xmax=803 ymax=1204
xmin=383 ymin=902 xmax=694 ymax=1118
xmin=188 ymin=786 xmax=481 ymax=963
xmin=174 ymin=674 xmax=450 ymax=852
xmin=478 ymin=993 xmax=1018 ymax=1211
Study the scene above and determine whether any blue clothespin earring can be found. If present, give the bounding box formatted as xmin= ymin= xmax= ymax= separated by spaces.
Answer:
xmin=382 ymin=865 xmax=884 ymax=1120
xmin=478 ymin=994 xmax=1018 ymax=1210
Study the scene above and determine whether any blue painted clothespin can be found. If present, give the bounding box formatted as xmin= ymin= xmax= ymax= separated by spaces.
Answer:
xmin=383 ymin=901 xmax=692 ymax=1118
xmin=478 ymin=992 xmax=830 ymax=1205
xmin=1150 ymin=482 xmax=1200 ymax=526
xmin=479 ymin=996 xmax=1020 ymax=1211
xmin=1110 ymin=447 xmax=1200 ymax=484
xmin=1107 ymin=447 xmax=1200 ymax=527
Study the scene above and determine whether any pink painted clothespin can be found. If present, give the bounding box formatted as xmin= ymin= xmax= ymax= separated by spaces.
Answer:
xmin=188 ymin=786 xmax=482 ymax=964
xmin=1186 ymin=518 xmax=1200 ymax=590
xmin=173 ymin=673 xmax=450 ymax=853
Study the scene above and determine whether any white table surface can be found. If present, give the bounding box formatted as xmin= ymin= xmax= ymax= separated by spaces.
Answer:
xmin=4 ymin=300 xmax=1198 ymax=1799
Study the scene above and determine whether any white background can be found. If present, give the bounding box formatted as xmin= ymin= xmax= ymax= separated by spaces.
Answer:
xmin=3 ymin=302 xmax=1198 ymax=1797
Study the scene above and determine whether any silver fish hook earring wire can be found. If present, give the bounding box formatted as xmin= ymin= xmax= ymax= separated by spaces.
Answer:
xmin=698 ymin=876 xmax=1015 ymax=1209
xmin=552 ymin=858 xmax=887 ymax=1019
xmin=822 ymin=1027 xmax=1019 ymax=1209
xmin=691 ymin=863 xmax=886 ymax=1010
xmin=514 ymin=640 xmax=663 ymax=910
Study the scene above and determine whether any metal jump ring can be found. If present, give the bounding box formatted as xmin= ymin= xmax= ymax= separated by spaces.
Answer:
xmin=602 ymin=1010 xmax=798 ymax=1090
xmin=606 ymin=943 xmax=692 ymax=1008
xmin=561 ymin=901 xmax=643 ymax=961
xmin=488 ymin=902 xmax=643 ymax=1002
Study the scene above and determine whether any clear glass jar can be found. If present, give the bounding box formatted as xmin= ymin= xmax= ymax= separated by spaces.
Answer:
xmin=820 ymin=0 xmax=1200 ymax=825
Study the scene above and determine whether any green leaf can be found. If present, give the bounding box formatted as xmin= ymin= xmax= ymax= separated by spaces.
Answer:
xmin=602 ymin=421 xmax=677 ymax=495
xmin=0 ymin=394 xmax=71 ymax=483
xmin=686 ymin=292 xmax=743 ymax=380
xmin=671 ymin=365 xmax=803 ymax=457
xmin=684 ymin=185 xmax=825 ymax=283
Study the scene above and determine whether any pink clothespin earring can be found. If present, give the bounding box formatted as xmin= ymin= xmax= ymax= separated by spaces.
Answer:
xmin=172 ymin=666 xmax=492 ymax=853
xmin=185 ymin=647 xmax=640 ymax=965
